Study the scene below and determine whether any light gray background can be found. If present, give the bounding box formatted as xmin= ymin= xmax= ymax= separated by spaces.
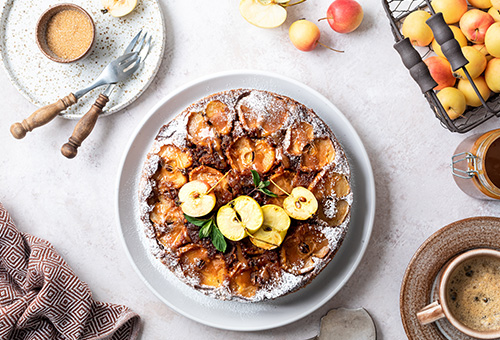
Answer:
xmin=1 ymin=0 xmax=499 ymax=339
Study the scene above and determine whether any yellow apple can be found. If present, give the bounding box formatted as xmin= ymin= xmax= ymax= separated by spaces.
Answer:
xmin=178 ymin=181 xmax=216 ymax=217
xmin=102 ymin=0 xmax=137 ymax=17
xmin=437 ymin=87 xmax=467 ymax=119
xmin=485 ymin=58 xmax=500 ymax=92
xmin=472 ymin=44 xmax=489 ymax=55
xmin=457 ymin=76 xmax=491 ymax=107
xmin=283 ymin=187 xmax=318 ymax=220
xmin=431 ymin=0 xmax=468 ymax=23
xmin=249 ymin=205 xmax=290 ymax=250
xmin=493 ymin=0 xmax=500 ymax=9
xmin=460 ymin=9 xmax=495 ymax=43
xmin=289 ymin=20 xmax=321 ymax=52
xmin=488 ymin=6 xmax=500 ymax=21
xmin=432 ymin=26 xmax=468 ymax=58
xmin=453 ymin=46 xmax=487 ymax=79
xmin=402 ymin=10 xmax=434 ymax=46
xmin=468 ymin=0 xmax=492 ymax=8
xmin=239 ymin=0 xmax=287 ymax=29
xmin=424 ymin=56 xmax=457 ymax=90
xmin=485 ymin=22 xmax=500 ymax=57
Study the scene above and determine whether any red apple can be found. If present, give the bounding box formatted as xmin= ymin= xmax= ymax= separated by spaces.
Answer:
xmin=424 ymin=56 xmax=456 ymax=90
xmin=324 ymin=0 xmax=364 ymax=34
xmin=459 ymin=9 xmax=495 ymax=44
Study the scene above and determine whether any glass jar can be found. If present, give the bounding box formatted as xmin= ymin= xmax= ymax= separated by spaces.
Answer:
xmin=452 ymin=129 xmax=500 ymax=200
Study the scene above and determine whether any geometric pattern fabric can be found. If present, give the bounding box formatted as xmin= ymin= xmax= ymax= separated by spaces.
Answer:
xmin=0 ymin=202 xmax=140 ymax=340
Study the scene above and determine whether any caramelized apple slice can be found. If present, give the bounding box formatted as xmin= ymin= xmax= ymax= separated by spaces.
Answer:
xmin=178 ymin=244 xmax=227 ymax=288
xmin=268 ymin=171 xmax=294 ymax=196
xmin=301 ymin=138 xmax=335 ymax=171
xmin=189 ymin=165 xmax=228 ymax=190
xmin=157 ymin=222 xmax=191 ymax=250
xmin=187 ymin=111 xmax=219 ymax=148
xmin=280 ymin=223 xmax=330 ymax=275
xmin=238 ymin=93 xmax=288 ymax=136
xmin=287 ymin=122 xmax=314 ymax=155
xmin=158 ymin=144 xmax=192 ymax=169
xmin=205 ymin=100 xmax=232 ymax=135
xmin=154 ymin=167 xmax=187 ymax=191
xmin=150 ymin=196 xmax=183 ymax=225
xmin=227 ymin=137 xmax=276 ymax=173
xmin=228 ymin=263 xmax=257 ymax=298
xmin=308 ymin=170 xmax=350 ymax=201
xmin=318 ymin=199 xmax=350 ymax=227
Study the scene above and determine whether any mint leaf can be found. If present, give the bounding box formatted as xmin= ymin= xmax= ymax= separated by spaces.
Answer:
xmin=251 ymin=170 xmax=260 ymax=187
xmin=184 ymin=214 xmax=209 ymax=227
xmin=211 ymin=225 xmax=227 ymax=252
xmin=199 ymin=220 xmax=213 ymax=239
xmin=260 ymin=188 xmax=278 ymax=197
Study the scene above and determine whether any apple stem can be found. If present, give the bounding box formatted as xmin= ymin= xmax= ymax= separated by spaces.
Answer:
xmin=317 ymin=17 xmax=334 ymax=21
xmin=207 ymin=170 xmax=231 ymax=195
xmin=281 ymin=0 xmax=306 ymax=7
xmin=269 ymin=179 xmax=290 ymax=196
xmin=318 ymin=41 xmax=344 ymax=53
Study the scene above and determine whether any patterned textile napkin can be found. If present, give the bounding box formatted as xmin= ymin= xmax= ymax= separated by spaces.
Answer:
xmin=0 ymin=203 xmax=141 ymax=339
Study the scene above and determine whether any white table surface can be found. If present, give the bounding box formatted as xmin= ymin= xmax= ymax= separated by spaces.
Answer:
xmin=1 ymin=1 xmax=499 ymax=339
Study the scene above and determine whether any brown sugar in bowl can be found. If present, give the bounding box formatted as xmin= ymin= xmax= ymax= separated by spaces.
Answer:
xmin=36 ymin=3 xmax=95 ymax=63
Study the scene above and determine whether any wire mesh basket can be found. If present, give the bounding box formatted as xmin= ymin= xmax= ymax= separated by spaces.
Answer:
xmin=382 ymin=0 xmax=500 ymax=133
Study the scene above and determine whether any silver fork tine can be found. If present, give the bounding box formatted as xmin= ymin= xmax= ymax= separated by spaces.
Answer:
xmin=124 ymin=30 xmax=143 ymax=54
xmin=134 ymin=33 xmax=147 ymax=54
xmin=142 ymin=36 xmax=152 ymax=62
xmin=116 ymin=52 xmax=138 ymax=64
xmin=120 ymin=57 xmax=140 ymax=70
xmin=123 ymin=58 xmax=141 ymax=77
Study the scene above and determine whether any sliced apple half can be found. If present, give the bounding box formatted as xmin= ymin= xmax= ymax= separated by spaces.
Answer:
xmin=217 ymin=196 xmax=263 ymax=241
xmin=102 ymin=0 xmax=138 ymax=17
xmin=178 ymin=180 xmax=216 ymax=217
xmin=250 ymin=204 xmax=290 ymax=250
xmin=283 ymin=187 xmax=318 ymax=220
xmin=239 ymin=0 xmax=288 ymax=29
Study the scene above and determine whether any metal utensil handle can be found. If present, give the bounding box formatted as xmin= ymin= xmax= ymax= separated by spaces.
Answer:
xmin=10 ymin=93 xmax=77 ymax=139
xmin=393 ymin=38 xmax=437 ymax=93
xmin=60 ymin=94 xmax=109 ymax=159
xmin=426 ymin=13 xmax=468 ymax=71
xmin=452 ymin=152 xmax=478 ymax=179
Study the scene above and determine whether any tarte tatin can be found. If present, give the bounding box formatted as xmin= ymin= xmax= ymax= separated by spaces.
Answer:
xmin=139 ymin=89 xmax=352 ymax=302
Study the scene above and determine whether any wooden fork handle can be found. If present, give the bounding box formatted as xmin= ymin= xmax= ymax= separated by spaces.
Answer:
xmin=61 ymin=94 xmax=109 ymax=159
xmin=10 ymin=93 xmax=77 ymax=139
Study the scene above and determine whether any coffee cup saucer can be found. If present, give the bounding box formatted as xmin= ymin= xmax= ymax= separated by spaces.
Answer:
xmin=400 ymin=216 xmax=500 ymax=340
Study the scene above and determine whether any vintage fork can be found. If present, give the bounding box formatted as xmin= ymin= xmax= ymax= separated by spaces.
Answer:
xmin=61 ymin=31 xmax=151 ymax=158
xmin=10 ymin=34 xmax=144 ymax=139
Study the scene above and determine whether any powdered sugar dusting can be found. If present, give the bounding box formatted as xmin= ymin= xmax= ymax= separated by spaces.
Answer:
xmin=137 ymin=89 xmax=353 ymax=302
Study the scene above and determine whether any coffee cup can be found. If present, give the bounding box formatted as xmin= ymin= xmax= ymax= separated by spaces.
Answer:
xmin=417 ymin=248 xmax=500 ymax=339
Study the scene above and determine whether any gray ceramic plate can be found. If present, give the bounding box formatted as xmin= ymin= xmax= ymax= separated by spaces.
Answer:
xmin=0 ymin=0 xmax=165 ymax=119
xmin=400 ymin=216 xmax=500 ymax=340
xmin=115 ymin=70 xmax=376 ymax=331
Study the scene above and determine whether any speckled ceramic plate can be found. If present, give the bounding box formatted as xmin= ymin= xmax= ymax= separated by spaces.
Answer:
xmin=400 ymin=216 xmax=500 ymax=340
xmin=116 ymin=70 xmax=376 ymax=331
xmin=0 ymin=0 xmax=165 ymax=119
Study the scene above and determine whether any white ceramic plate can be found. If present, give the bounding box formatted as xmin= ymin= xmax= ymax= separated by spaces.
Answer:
xmin=0 ymin=0 xmax=165 ymax=119
xmin=115 ymin=70 xmax=376 ymax=331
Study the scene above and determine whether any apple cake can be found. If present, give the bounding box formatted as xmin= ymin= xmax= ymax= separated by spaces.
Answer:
xmin=139 ymin=89 xmax=352 ymax=302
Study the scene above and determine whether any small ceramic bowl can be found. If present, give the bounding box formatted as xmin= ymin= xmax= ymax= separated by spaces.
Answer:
xmin=36 ymin=3 xmax=95 ymax=63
